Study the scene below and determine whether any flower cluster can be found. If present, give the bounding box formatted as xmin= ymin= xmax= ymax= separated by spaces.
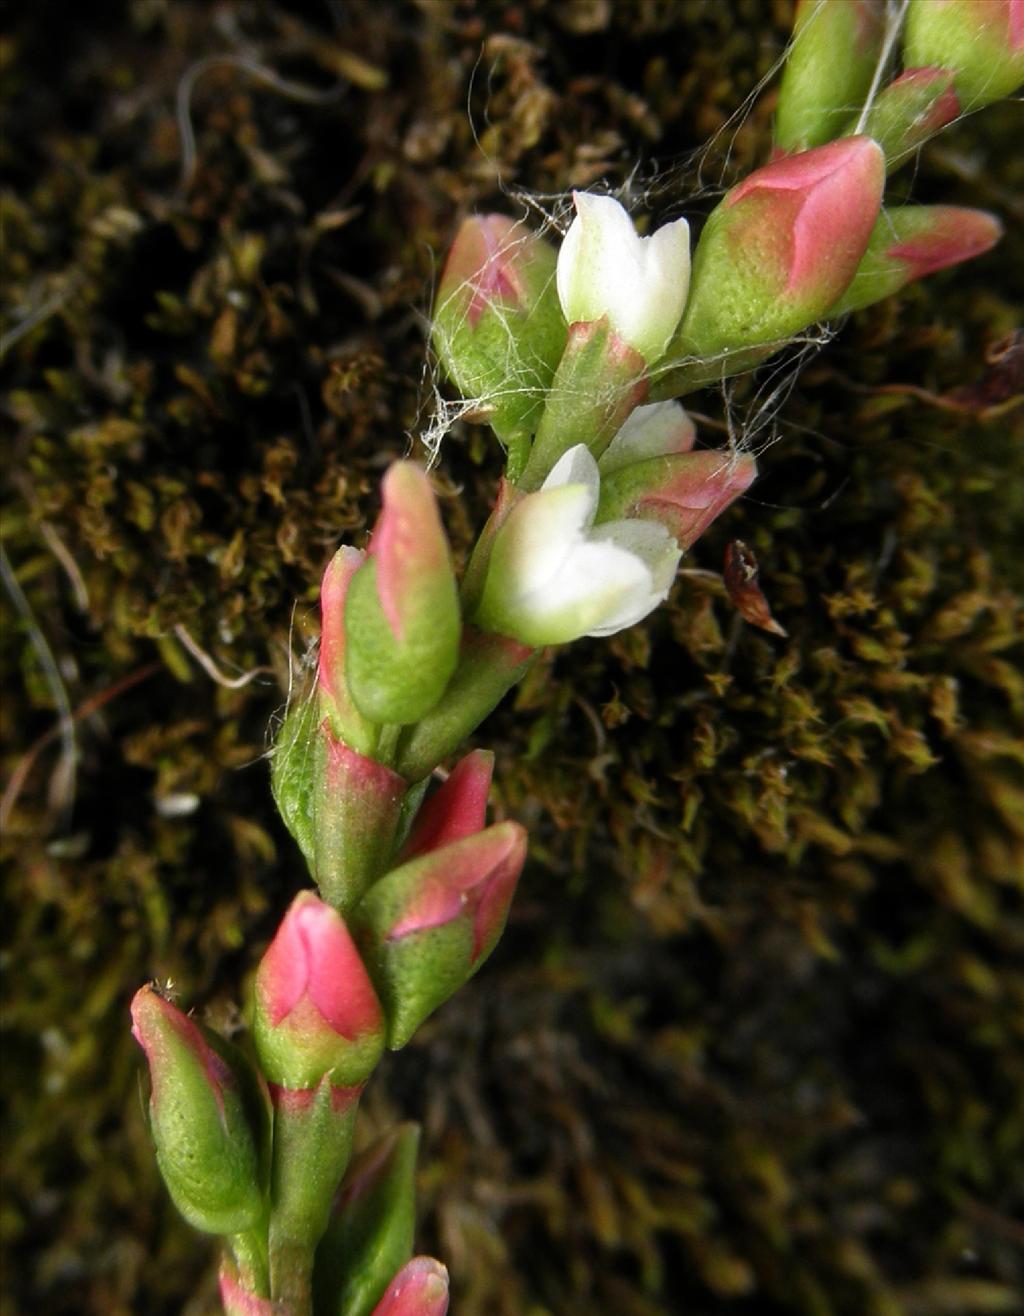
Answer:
xmin=131 ymin=2 xmax=1016 ymax=1311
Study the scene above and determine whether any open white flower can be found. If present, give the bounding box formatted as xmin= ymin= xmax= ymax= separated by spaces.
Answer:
xmin=475 ymin=445 xmax=682 ymax=646
xmin=556 ymin=192 xmax=691 ymax=365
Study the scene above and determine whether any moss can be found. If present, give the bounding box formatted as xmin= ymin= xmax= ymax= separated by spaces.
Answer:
xmin=2 ymin=2 xmax=1022 ymax=1314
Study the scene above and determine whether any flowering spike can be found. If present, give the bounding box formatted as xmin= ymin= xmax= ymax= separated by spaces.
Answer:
xmin=356 ymin=822 xmax=527 ymax=1048
xmin=904 ymin=0 xmax=1024 ymax=113
xmin=253 ymin=892 xmax=385 ymax=1091
xmin=830 ymin=205 xmax=1003 ymax=316
xmin=130 ymin=986 xmax=265 ymax=1236
xmin=370 ymin=1258 xmax=449 ymax=1316
xmin=596 ymin=449 xmax=757 ymax=552
xmin=775 ymin=0 xmax=886 ymax=151
xmin=318 ymin=546 xmax=376 ymax=757
xmin=400 ymin=750 xmax=494 ymax=860
xmin=556 ymin=192 xmax=691 ymax=364
xmin=852 ymin=68 xmax=960 ymax=168
xmin=431 ymin=215 xmax=567 ymax=457
xmin=313 ymin=1124 xmax=420 ymax=1316
xmin=345 ymin=463 xmax=461 ymax=726
xmin=476 ymin=445 xmax=681 ymax=646
xmin=669 ymin=137 xmax=885 ymax=367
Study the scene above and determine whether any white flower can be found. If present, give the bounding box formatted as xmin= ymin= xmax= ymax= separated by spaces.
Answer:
xmin=598 ymin=400 xmax=696 ymax=474
xmin=475 ymin=445 xmax=682 ymax=646
xmin=556 ymin=192 xmax=691 ymax=365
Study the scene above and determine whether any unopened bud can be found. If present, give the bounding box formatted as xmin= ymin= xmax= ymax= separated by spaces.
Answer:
xmin=357 ymin=822 xmax=526 ymax=1048
xmin=400 ymin=750 xmax=493 ymax=860
xmin=131 ymin=986 xmax=265 ymax=1236
xmin=345 ymin=464 xmax=461 ymax=726
xmin=830 ymin=205 xmax=1003 ymax=316
xmin=314 ymin=1124 xmax=420 ymax=1316
xmin=852 ymin=68 xmax=960 ymax=168
xmin=370 ymin=1259 xmax=450 ymax=1316
xmin=904 ymin=0 xmax=1024 ymax=113
xmin=432 ymin=215 xmax=567 ymax=449
xmin=672 ymin=137 xmax=885 ymax=364
xmin=775 ymin=0 xmax=886 ymax=151
xmin=253 ymin=891 xmax=384 ymax=1090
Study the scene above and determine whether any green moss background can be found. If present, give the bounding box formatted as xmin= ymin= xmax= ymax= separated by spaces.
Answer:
xmin=2 ymin=2 xmax=1022 ymax=1313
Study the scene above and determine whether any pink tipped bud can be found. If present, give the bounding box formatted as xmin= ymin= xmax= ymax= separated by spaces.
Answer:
xmin=830 ymin=205 xmax=1004 ymax=316
xmin=905 ymin=0 xmax=1024 ymax=112
xmin=345 ymin=463 xmax=461 ymax=726
xmin=371 ymin=1258 xmax=450 ymax=1316
xmin=675 ymin=137 xmax=885 ymax=362
xmin=253 ymin=891 xmax=384 ymax=1090
xmin=357 ymin=822 xmax=527 ymax=1047
xmin=432 ymin=215 xmax=567 ymax=445
xmin=855 ymin=68 xmax=960 ymax=167
xmin=400 ymin=750 xmax=494 ymax=860
xmin=317 ymin=545 xmax=375 ymax=756
xmin=130 ymin=986 xmax=264 ymax=1236
xmin=775 ymin=0 xmax=886 ymax=151
xmin=597 ymin=449 xmax=757 ymax=552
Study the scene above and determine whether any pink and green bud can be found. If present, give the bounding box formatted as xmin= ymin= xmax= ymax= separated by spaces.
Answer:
xmin=393 ymin=628 xmax=536 ymax=784
xmin=130 ymin=985 xmax=265 ymax=1236
xmin=904 ymin=0 xmax=1024 ymax=113
xmin=671 ymin=136 xmax=885 ymax=364
xmin=345 ymin=463 xmax=461 ymax=726
xmin=431 ymin=215 xmax=568 ymax=453
xmin=775 ymin=0 xmax=886 ymax=151
xmin=851 ymin=68 xmax=960 ymax=168
xmin=476 ymin=444 xmax=681 ymax=647
xmin=356 ymin=822 xmax=527 ymax=1047
xmin=318 ymin=546 xmax=377 ymax=757
xmin=829 ymin=205 xmax=1004 ymax=316
xmin=314 ymin=1124 xmax=420 ymax=1316
xmin=370 ymin=1259 xmax=450 ymax=1316
xmin=253 ymin=891 xmax=385 ymax=1090
xmin=597 ymin=448 xmax=757 ymax=552
xmin=400 ymin=750 xmax=493 ymax=860
xmin=556 ymin=192 xmax=691 ymax=365
xmin=517 ymin=317 xmax=649 ymax=491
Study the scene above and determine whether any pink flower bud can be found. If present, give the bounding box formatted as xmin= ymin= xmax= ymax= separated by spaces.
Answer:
xmin=675 ymin=137 xmax=885 ymax=362
xmin=905 ymin=0 xmax=1024 ymax=112
xmin=400 ymin=750 xmax=494 ymax=860
xmin=370 ymin=1258 xmax=450 ymax=1316
xmin=317 ymin=545 xmax=375 ymax=756
xmin=345 ymin=463 xmax=461 ymax=726
xmin=597 ymin=449 xmax=758 ymax=552
xmin=357 ymin=822 xmax=527 ymax=1047
xmin=856 ymin=68 xmax=960 ymax=167
xmin=775 ymin=0 xmax=886 ymax=152
xmin=432 ymin=215 xmax=567 ymax=445
xmin=253 ymin=891 xmax=384 ymax=1089
xmin=130 ymin=986 xmax=264 ymax=1236
xmin=830 ymin=205 xmax=1004 ymax=316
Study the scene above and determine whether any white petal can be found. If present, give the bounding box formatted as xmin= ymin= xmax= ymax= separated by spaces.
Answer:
xmin=586 ymin=519 xmax=681 ymax=634
xmin=542 ymin=443 xmax=600 ymax=513
xmin=637 ymin=216 xmax=691 ymax=360
xmin=599 ymin=401 xmax=697 ymax=474
xmin=508 ymin=536 xmax=655 ymax=645
xmin=556 ymin=193 xmax=642 ymax=330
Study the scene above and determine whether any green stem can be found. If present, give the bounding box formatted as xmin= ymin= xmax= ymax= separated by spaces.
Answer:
xmin=228 ymin=1229 xmax=271 ymax=1299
